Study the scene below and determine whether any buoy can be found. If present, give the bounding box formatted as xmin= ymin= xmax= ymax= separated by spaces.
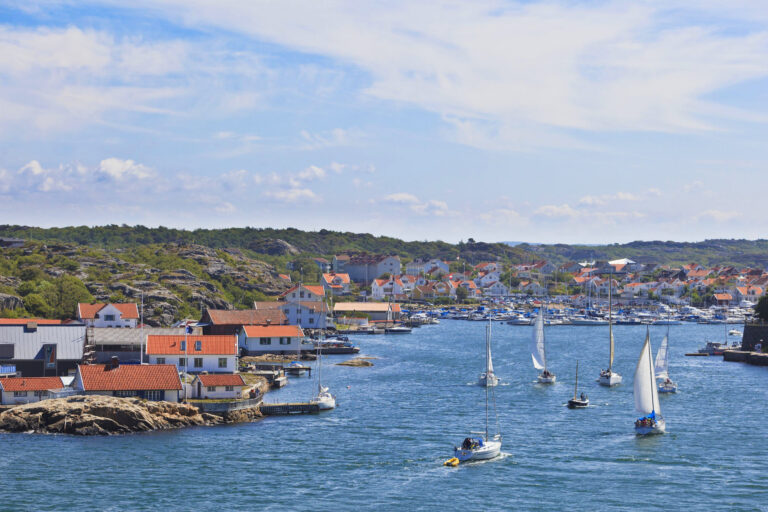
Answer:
xmin=444 ymin=457 xmax=459 ymax=467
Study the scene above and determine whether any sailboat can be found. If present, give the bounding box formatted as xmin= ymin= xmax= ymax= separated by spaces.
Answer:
xmin=598 ymin=272 xmax=622 ymax=386
xmin=478 ymin=318 xmax=499 ymax=387
xmin=634 ymin=327 xmax=665 ymax=435
xmin=454 ymin=329 xmax=502 ymax=462
xmin=655 ymin=321 xmax=677 ymax=393
xmin=567 ymin=361 xmax=589 ymax=408
xmin=310 ymin=344 xmax=336 ymax=410
xmin=531 ymin=308 xmax=555 ymax=383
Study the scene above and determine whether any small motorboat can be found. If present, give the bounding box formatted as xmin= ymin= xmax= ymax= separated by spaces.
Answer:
xmin=729 ymin=329 xmax=742 ymax=336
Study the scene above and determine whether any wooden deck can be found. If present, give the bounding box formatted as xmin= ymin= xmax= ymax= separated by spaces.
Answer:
xmin=260 ymin=402 xmax=320 ymax=415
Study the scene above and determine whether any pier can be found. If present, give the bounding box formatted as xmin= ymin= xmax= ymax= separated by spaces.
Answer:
xmin=260 ymin=402 xmax=320 ymax=415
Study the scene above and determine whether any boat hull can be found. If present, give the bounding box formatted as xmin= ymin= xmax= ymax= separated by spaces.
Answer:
xmin=635 ymin=417 xmax=666 ymax=435
xmin=478 ymin=372 xmax=499 ymax=387
xmin=312 ymin=393 xmax=336 ymax=410
xmin=598 ymin=372 xmax=622 ymax=387
xmin=658 ymin=382 xmax=677 ymax=393
xmin=538 ymin=374 xmax=556 ymax=384
xmin=567 ymin=398 xmax=589 ymax=409
xmin=454 ymin=440 xmax=502 ymax=462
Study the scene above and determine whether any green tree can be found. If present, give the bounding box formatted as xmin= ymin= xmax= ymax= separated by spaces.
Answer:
xmin=24 ymin=293 xmax=52 ymax=317
xmin=456 ymin=286 xmax=469 ymax=302
xmin=755 ymin=296 xmax=768 ymax=322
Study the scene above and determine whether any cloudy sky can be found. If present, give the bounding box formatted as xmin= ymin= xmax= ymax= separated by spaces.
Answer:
xmin=1 ymin=1 xmax=767 ymax=244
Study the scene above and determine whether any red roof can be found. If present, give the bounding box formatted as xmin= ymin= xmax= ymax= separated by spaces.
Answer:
xmin=0 ymin=318 xmax=63 ymax=325
xmin=78 ymin=364 xmax=182 ymax=391
xmin=204 ymin=309 xmax=286 ymax=326
xmin=280 ymin=284 xmax=325 ymax=298
xmin=146 ymin=335 xmax=237 ymax=355
xmin=0 ymin=377 xmax=64 ymax=391
xmin=714 ymin=293 xmax=733 ymax=301
xmin=197 ymin=374 xmax=246 ymax=387
xmin=78 ymin=303 xmax=139 ymax=320
xmin=242 ymin=325 xmax=304 ymax=338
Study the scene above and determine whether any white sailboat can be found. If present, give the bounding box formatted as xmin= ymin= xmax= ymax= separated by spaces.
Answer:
xmin=567 ymin=361 xmax=589 ymax=408
xmin=454 ymin=335 xmax=502 ymax=462
xmin=310 ymin=344 xmax=335 ymax=410
xmin=634 ymin=328 xmax=665 ymax=435
xmin=598 ymin=272 xmax=622 ymax=386
xmin=478 ymin=318 xmax=499 ymax=387
xmin=531 ymin=308 xmax=555 ymax=383
xmin=655 ymin=323 xmax=677 ymax=393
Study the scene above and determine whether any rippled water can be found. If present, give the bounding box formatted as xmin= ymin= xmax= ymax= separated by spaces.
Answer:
xmin=2 ymin=321 xmax=767 ymax=511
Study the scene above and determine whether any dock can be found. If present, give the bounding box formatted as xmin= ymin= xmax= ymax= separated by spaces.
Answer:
xmin=260 ymin=402 xmax=320 ymax=415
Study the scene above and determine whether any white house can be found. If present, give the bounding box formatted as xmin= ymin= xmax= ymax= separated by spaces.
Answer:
xmin=475 ymin=271 xmax=501 ymax=288
xmin=520 ymin=280 xmax=546 ymax=296
xmin=280 ymin=284 xmax=325 ymax=302
xmin=279 ymin=301 xmax=330 ymax=330
xmin=322 ymin=272 xmax=351 ymax=295
xmin=238 ymin=325 xmax=305 ymax=355
xmin=77 ymin=302 xmax=139 ymax=328
xmin=72 ymin=361 xmax=182 ymax=402
xmin=371 ymin=276 xmax=408 ymax=300
xmin=483 ymin=281 xmax=509 ymax=297
xmin=0 ymin=376 xmax=70 ymax=405
xmin=146 ymin=334 xmax=238 ymax=373
xmin=192 ymin=373 xmax=247 ymax=400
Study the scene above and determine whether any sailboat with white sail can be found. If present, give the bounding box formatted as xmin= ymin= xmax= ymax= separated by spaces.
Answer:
xmin=478 ymin=318 xmax=499 ymax=387
xmin=567 ymin=361 xmax=588 ymax=408
xmin=634 ymin=327 xmax=665 ymax=435
xmin=531 ymin=308 xmax=555 ymax=383
xmin=655 ymin=322 xmax=677 ymax=393
xmin=310 ymin=344 xmax=335 ymax=410
xmin=598 ymin=272 xmax=622 ymax=386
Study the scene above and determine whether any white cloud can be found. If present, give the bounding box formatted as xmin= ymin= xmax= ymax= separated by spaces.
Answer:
xmin=98 ymin=158 xmax=154 ymax=180
xmin=479 ymin=208 xmax=529 ymax=226
xmin=214 ymin=201 xmax=236 ymax=214
xmin=384 ymin=192 xmax=420 ymax=204
xmin=296 ymin=165 xmax=326 ymax=181
xmin=695 ymin=210 xmax=741 ymax=222
xmin=535 ymin=204 xmax=581 ymax=219
xmin=267 ymin=187 xmax=317 ymax=202
xmin=299 ymin=128 xmax=358 ymax=150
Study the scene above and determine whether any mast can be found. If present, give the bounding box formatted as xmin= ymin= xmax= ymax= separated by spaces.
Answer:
xmin=485 ymin=321 xmax=490 ymax=442
xmin=542 ymin=306 xmax=547 ymax=372
xmin=573 ymin=360 xmax=579 ymax=399
xmin=608 ymin=270 xmax=614 ymax=371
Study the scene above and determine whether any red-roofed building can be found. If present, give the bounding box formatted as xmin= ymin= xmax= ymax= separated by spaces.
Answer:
xmin=239 ymin=325 xmax=304 ymax=355
xmin=280 ymin=284 xmax=325 ymax=302
xmin=322 ymin=272 xmax=351 ymax=295
xmin=77 ymin=302 xmax=139 ymax=328
xmin=146 ymin=335 xmax=238 ymax=373
xmin=0 ymin=318 xmax=63 ymax=325
xmin=191 ymin=373 xmax=247 ymax=399
xmin=714 ymin=293 xmax=733 ymax=305
xmin=73 ymin=362 xmax=182 ymax=402
xmin=0 ymin=376 xmax=69 ymax=405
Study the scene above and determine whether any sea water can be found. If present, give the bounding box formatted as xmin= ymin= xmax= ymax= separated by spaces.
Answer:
xmin=2 ymin=321 xmax=767 ymax=511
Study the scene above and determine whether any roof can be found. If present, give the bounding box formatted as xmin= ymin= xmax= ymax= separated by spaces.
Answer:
xmin=0 ymin=376 xmax=65 ymax=392
xmin=278 ymin=301 xmax=328 ymax=313
xmin=204 ymin=309 xmax=286 ymax=326
xmin=333 ymin=302 xmax=401 ymax=313
xmin=146 ymin=335 xmax=237 ymax=355
xmin=322 ymin=273 xmax=350 ymax=285
xmin=714 ymin=293 xmax=733 ymax=301
xmin=78 ymin=303 xmax=139 ymax=320
xmin=242 ymin=325 xmax=304 ymax=338
xmin=0 ymin=325 xmax=85 ymax=360
xmin=91 ymin=327 xmax=199 ymax=346
xmin=280 ymin=284 xmax=325 ymax=298
xmin=78 ymin=364 xmax=182 ymax=391
xmin=196 ymin=374 xmax=246 ymax=387
xmin=0 ymin=318 xmax=63 ymax=325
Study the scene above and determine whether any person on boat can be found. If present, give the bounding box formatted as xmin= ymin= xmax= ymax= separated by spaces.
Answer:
xmin=580 ymin=392 xmax=587 ymax=401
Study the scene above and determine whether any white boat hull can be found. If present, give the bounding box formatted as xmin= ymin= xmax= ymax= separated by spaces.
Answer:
xmin=538 ymin=373 xmax=556 ymax=384
xmin=635 ymin=417 xmax=666 ymax=435
xmin=454 ymin=440 xmax=502 ymax=462
xmin=312 ymin=391 xmax=336 ymax=410
xmin=478 ymin=372 xmax=499 ymax=387
xmin=598 ymin=371 xmax=622 ymax=387
xmin=658 ymin=381 xmax=677 ymax=393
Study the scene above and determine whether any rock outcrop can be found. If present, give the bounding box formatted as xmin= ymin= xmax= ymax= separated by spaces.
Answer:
xmin=0 ymin=293 xmax=23 ymax=311
xmin=0 ymin=395 xmax=227 ymax=435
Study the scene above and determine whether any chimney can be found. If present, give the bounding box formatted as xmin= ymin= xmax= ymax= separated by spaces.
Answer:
xmin=110 ymin=356 xmax=119 ymax=369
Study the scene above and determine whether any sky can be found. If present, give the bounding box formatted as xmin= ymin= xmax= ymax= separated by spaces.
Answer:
xmin=1 ymin=1 xmax=767 ymax=244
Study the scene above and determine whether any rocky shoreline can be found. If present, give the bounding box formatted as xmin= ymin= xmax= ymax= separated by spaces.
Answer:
xmin=0 ymin=395 xmax=262 ymax=436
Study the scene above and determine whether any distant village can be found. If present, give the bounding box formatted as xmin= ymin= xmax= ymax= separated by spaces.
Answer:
xmin=1 ymin=248 xmax=766 ymax=407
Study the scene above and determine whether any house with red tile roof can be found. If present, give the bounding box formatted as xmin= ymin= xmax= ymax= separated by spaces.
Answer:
xmin=0 ymin=376 xmax=69 ymax=405
xmin=146 ymin=334 xmax=238 ymax=373
xmin=200 ymin=308 xmax=287 ymax=335
xmin=238 ymin=325 xmax=305 ymax=355
xmin=322 ymin=272 xmax=351 ymax=295
xmin=73 ymin=361 xmax=182 ymax=402
xmin=191 ymin=373 xmax=246 ymax=399
xmin=0 ymin=318 xmax=63 ymax=325
xmin=280 ymin=284 xmax=325 ymax=302
xmin=77 ymin=302 xmax=139 ymax=328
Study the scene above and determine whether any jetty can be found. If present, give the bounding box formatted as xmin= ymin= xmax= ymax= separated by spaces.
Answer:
xmin=260 ymin=402 xmax=320 ymax=415
xmin=723 ymin=350 xmax=768 ymax=366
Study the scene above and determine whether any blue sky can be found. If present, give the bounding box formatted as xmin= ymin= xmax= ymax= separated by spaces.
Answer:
xmin=1 ymin=1 xmax=767 ymax=244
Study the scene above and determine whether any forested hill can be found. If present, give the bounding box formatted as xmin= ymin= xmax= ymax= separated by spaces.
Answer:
xmin=518 ymin=239 xmax=768 ymax=268
xmin=0 ymin=225 xmax=532 ymax=263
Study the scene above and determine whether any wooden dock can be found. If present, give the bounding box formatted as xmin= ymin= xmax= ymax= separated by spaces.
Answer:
xmin=260 ymin=402 xmax=320 ymax=415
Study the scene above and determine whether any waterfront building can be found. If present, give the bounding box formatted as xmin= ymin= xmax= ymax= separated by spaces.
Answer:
xmin=77 ymin=303 xmax=139 ymax=328
xmin=200 ymin=309 xmax=287 ymax=335
xmin=333 ymin=302 xmax=401 ymax=321
xmin=146 ymin=335 xmax=238 ymax=373
xmin=73 ymin=361 xmax=182 ymax=402
xmin=191 ymin=373 xmax=246 ymax=400
xmin=0 ymin=376 xmax=71 ymax=405
xmin=90 ymin=327 xmax=199 ymax=363
xmin=238 ymin=325 xmax=305 ymax=355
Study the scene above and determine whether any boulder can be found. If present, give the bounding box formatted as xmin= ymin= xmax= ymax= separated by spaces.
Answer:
xmin=247 ymin=238 xmax=300 ymax=256
xmin=0 ymin=293 xmax=23 ymax=311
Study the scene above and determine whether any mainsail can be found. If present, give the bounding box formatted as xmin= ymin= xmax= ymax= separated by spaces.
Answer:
xmin=530 ymin=310 xmax=546 ymax=370
xmin=486 ymin=321 xmax=494 ymax=374
xmin=654 ymin=335 xmax=669 ymax=380
xmin=634 ymin=331 xmax=661 ymax=416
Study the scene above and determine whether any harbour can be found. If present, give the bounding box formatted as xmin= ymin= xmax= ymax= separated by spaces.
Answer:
xmin=4 ymin=319 xmax=767 ymax=510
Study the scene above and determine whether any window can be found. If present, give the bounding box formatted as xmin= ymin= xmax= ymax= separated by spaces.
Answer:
xmin=218 ymin=358 xmax=227 ymax=368
xmin=279 ymin=337 xmax=290 ymax=345
xmin=259 ymin=337 xmax=271 ymax=345
xmin=194 ymin=358 xmax=203 ymax=368
xmin=14 ymin=391 xmax=27 ymax=397
xmin=180 ymin=340 xmax=186 ymax=351
xmin=300 ymin=291 xmax=305 ymax=298
xmin=225 ymin=386 xmax=234 ymax=392
xmin=156 ymin=357 xmax=166 ymax=364
xmin=104 ymin=314 xmax=116 ymax=321
xmin=195 ymin=340 xmax=202 ymax=351
xmin=115 ymin=390 xmax=137 ymax=397
xmin=179 ymin=357 xmax=186 ymax=366
xmin=309 ymin=318 xmax=314 ymax=324
xmin=207 ymin=386 xmax=216 ymax=392
xmin=34 ymin=391 xmax=48 ymax=398
xmin=144 ymin=390 xmax=162 ymax=401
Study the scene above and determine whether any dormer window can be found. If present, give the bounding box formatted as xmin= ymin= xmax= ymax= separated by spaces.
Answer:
xmin=195 ymin=340 xmax=202 ymax=351
xmin=180 ymin=340 xmax=186 ymax=351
